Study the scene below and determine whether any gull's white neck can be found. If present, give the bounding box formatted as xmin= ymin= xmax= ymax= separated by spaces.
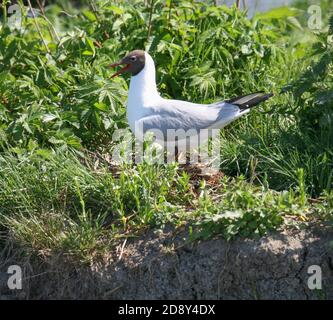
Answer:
xmin=127 ymin=52 xmax=161 ymax=131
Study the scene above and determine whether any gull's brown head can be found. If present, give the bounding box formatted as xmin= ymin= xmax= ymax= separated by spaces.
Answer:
xmin=109 ymin=50 xmax=146 ymax=78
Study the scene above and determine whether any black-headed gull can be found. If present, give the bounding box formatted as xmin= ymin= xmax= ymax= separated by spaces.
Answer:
xmin=109 ymin=50 xmax=273 ymax=147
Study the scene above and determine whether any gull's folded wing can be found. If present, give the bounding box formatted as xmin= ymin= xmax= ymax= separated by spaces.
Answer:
xmin=135 ymin=99 xmax=245 ymax=137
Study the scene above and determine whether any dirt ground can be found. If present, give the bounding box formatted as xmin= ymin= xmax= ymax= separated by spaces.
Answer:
xmin=1 ymin=224 xmax=333 ymax=300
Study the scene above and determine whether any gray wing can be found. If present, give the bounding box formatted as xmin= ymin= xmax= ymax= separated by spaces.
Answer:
xmin=137 ymin=99 xmax=246 ymax=137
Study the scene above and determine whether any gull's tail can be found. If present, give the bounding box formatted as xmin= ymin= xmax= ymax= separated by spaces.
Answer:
xmin=226 ymin=92 xmax=274 ymax=110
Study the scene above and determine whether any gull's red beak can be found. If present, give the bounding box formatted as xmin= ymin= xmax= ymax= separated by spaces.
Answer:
xmin=109 ymin=61 xmax=131 ymax=78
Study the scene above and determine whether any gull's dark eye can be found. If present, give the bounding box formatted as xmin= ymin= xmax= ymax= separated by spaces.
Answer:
xmin=130 ymin=56 xmax=137 ymax=62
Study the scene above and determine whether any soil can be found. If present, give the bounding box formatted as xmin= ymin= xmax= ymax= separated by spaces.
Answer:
xmin=1 ymin=224 xmax=333 ymax=300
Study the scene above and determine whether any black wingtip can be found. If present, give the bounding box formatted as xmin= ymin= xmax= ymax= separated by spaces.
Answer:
xmin=226 ymin=91 xmax=266 ymax=104
xmin=238 ymin=92 xmax=274 ymax=111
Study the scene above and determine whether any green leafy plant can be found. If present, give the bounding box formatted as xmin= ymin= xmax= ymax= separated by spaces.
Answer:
xmin=1 ymin=1 xmax=333 ymax=264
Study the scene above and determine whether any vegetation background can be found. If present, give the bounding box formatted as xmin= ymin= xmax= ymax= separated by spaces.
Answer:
xmin=0 ymin=0 xmax=332 ymax=269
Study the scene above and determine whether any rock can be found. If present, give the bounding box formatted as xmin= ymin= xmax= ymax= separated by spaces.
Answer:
xmin=1 ymin=226 xmax=333 ymax=299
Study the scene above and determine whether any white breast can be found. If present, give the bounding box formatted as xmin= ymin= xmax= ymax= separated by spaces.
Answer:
xmin=127 ymin=52 xmax=162 ymax=133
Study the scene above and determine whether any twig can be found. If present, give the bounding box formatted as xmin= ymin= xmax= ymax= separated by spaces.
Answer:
xmin=88 ymin=0 xmax=101 ymax=23
xmin=118 ymin=238 xmax=127 ymax=261
xmin=168 ymin=0 xmax=172 ymax=24
xmin=147 ymin=0 xmax=155 ymax=41
xmin=104 ymin=285 xmax=123 ymax=298
xmin=36 ymin=0 xmax=45 ymax=15
xmin=236 ymin=0 xmax=240 ymax=9
xmin=36 ymin=0 xmax=61 ymax=44
xmin=27 ymin=0 xmax=50 ymax=53
xmin=2 ymin=0 xmax=9 ymax=26
xmin=88 ymin=0 xmax=109 ymax=40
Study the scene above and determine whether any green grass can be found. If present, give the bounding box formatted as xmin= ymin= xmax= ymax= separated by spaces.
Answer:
xmin=0 ymin=0 xmax=333 ymax=263
xmin=0 ymin=149 xmax=331 ymax=263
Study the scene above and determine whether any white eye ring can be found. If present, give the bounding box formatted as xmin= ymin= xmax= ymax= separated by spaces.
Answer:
xmin=130 ymin=56 xmax=136 ymax=61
